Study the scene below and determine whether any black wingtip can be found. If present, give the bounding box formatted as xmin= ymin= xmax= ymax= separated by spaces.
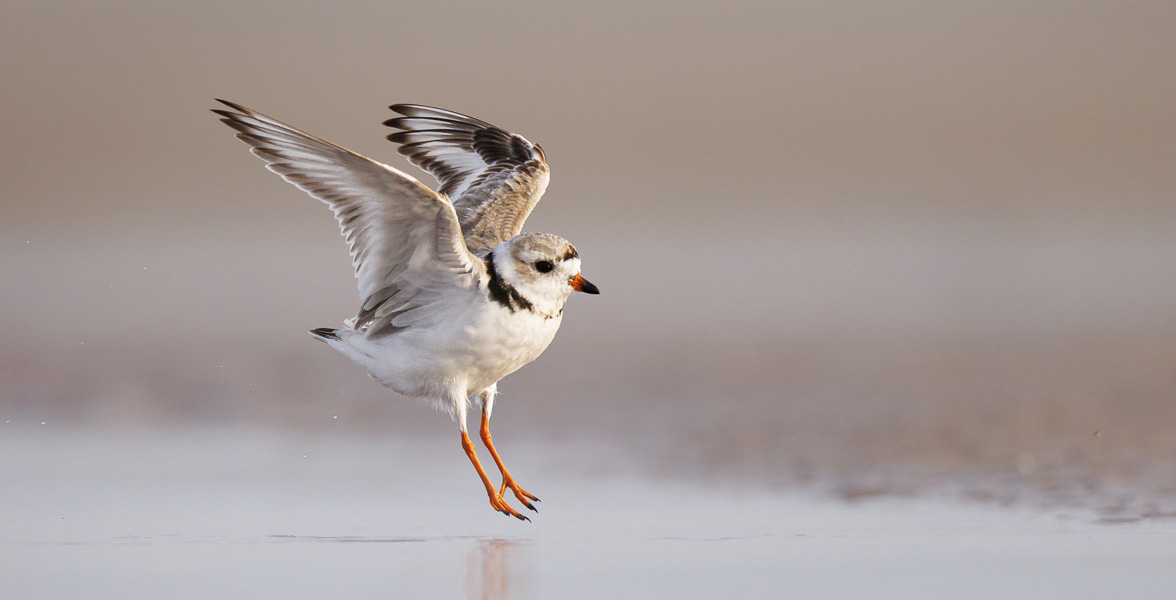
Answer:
xmin=308 ymin=328 xmax=340 ymax=342
xmin=213 ymin=98 xmax=245 ymax=112
xmin=385 ymin=130 xmax=414 ymax=143
xmin=212 ymin=99 xmax=253 ymax=123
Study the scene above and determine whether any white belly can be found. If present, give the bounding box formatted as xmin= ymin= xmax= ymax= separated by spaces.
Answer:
xmin=334 ymin=303 xmax=562 ymax=400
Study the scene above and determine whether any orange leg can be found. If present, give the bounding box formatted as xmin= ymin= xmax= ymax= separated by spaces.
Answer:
xmin=480 ymin=411 xmax=540 ymax=513
xmin=461 ymin=430 xmax=529 ymax=521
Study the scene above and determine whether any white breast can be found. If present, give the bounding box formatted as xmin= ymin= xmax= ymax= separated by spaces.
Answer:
xmin=464 ymin=304 xmax=563 ymax=392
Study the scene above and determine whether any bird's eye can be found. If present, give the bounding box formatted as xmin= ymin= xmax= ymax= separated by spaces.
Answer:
xmin=535 ymin=260 xmax=554 ymax=273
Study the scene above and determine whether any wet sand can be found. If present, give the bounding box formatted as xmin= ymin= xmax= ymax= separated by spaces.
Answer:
xmin=2 ymin=428 xmax=1174 ymax=599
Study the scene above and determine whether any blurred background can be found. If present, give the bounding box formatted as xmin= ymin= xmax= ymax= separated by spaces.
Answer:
xmin=3 ymin=0 xmax=1175 ymax=519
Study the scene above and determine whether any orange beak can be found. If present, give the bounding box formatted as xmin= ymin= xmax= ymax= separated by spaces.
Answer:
xmin=569 ymin=274 xmax=600 ymax=294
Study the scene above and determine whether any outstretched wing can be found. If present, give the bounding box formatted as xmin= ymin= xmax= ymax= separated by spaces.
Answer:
xmin=383 ymin=105 xmax=550 ymax=255
xmin=213 ymin=99 xmax=486 ymax=337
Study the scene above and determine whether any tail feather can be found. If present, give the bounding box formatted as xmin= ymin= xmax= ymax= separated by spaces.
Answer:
xmin=308 ymin=327 xmax=340 ymax=342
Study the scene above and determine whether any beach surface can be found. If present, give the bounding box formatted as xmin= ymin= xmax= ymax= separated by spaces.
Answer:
xmin=3 ymin=427 xmax=1174 ymax=599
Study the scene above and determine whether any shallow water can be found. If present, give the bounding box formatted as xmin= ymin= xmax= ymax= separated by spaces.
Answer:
xmin=2 ymin=428 xmax=1174 ymax=599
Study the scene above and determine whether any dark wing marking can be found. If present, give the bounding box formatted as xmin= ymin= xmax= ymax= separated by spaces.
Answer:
xmin=384 ymin=104 xmax=551 ymax=255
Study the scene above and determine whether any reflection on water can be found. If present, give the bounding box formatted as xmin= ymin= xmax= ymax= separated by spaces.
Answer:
xmin=465 ymin=538 xmax=530 ymax=600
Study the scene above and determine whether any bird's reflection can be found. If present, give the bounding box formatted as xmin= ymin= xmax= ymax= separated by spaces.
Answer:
xmin=464 ymin=537 xmax=530 ymax=600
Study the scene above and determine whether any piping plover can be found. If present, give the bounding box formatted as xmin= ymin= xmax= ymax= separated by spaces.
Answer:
xmin=214 ymin=100 xmax=598 ymax=521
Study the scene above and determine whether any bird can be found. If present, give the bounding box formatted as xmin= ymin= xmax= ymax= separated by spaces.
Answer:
xmin=213 ymin=99 xmax=599 ymax=521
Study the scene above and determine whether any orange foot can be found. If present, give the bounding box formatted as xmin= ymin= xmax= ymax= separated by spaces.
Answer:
xmin=462 ymin=430 xmax=531 ymax=522
xmin=499 ymin=476 xmax=540 ymax=513
xmin=487 ymin=490 xmax=530 ymax=521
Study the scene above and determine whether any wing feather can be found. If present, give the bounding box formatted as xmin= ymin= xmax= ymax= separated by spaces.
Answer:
xmin=383 ymin=104 xmax=550 ymax=255
xmin=213 ymin=99 xmax=485 ymax=337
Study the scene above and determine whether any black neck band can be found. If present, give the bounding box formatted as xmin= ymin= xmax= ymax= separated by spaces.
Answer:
xmin=485 ymin=252 xmax=535 ymax=314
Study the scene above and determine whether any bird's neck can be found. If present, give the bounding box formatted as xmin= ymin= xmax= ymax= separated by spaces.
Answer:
xmin=484 ymin=251 xmax=566 ymax=320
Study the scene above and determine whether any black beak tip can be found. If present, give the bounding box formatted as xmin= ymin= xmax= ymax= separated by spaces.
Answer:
xmin=583 ymin=281 xmax=600 ymax=295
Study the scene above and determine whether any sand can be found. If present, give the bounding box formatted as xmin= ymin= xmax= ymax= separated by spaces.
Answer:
xmin=2 ymin=428 xmax=1174 ymax=599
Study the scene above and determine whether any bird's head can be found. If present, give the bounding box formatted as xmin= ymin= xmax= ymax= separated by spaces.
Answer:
xmin=492 ymin=233 xmax=598 ymax=315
